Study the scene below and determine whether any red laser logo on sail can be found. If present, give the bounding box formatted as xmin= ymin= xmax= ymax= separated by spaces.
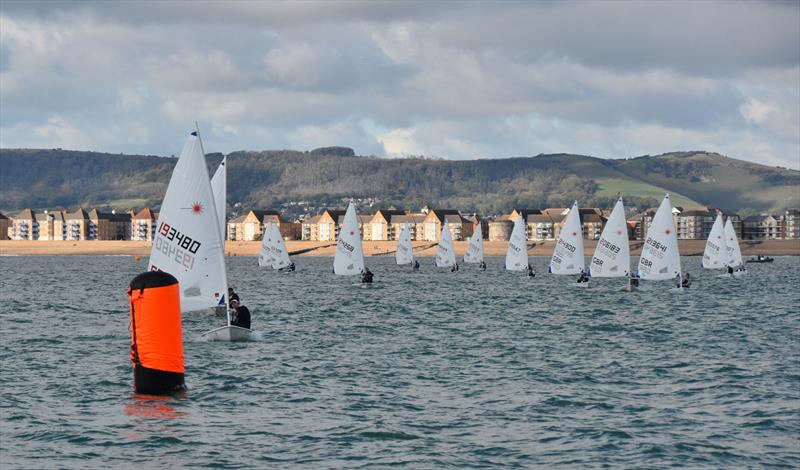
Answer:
xmin=191 ymin=202 xmax=203 ymax=215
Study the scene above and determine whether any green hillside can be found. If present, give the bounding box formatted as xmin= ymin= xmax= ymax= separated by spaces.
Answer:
xmin=0 ymin=147 xmax=796 ymax=215
xmin=613 ymin=151 xmax=800 ymax=212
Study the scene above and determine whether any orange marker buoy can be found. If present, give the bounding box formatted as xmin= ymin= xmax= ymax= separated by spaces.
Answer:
xmin=127 ymin=271 xmax=185 ymax=394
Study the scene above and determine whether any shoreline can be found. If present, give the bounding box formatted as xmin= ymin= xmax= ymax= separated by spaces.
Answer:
xmin=1 ymin=239 xmax=798 ymax=257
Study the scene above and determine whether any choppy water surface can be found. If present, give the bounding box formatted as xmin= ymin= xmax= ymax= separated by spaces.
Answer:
xmin=1 ymin=255 xmax=798 ymax=468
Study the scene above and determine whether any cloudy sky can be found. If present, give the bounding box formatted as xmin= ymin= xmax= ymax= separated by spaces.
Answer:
xmin=1 ymin=1 xmax=798 ymax=168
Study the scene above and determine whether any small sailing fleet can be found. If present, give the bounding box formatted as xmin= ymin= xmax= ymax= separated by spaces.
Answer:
xmin=143 ymin=126 xmax=760 ymax=349
xmin=703 ymin=213 xmax=746 ymax=276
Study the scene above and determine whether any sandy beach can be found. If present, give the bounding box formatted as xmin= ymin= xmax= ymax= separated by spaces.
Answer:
xmin=1 ymin=239 xmax=798 ymax=257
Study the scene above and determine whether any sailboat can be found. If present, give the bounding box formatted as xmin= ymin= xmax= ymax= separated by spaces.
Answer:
xmin=549 ymin=202 xmax=586 ymax=283
xmin=148 ymin=130 xmax=252 ymax=341
xmin=463 ymin=226 xmax=484 ymax=267
xmin=589 ymin=196 xmax=633 ymax=289
xmin=259 ymin=221 xmax=293 ymax=270
xmin=724 ymin=217 xmax=746 ymax=276
xmin=334 ymin=202 xmax=366 ymax=276
xmin=505 ymin=215 xmax=528 ymax=271
xmin=395 ymin=223 xmax=414 ymax=267
xmin=435 ymin=223 xmax=457 ymax=270
xmin=701 ymin=213 xmax=728 ymax=271
xmin=637 ymin=194 xmax=684 ymax=288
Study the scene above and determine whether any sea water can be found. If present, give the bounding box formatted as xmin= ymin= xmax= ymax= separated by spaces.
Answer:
xmin=0 ymin=256 xmax=798 ymax=468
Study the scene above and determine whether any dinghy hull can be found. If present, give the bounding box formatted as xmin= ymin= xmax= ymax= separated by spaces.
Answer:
xmin=202 ymin=325 xmax=254 ymax=342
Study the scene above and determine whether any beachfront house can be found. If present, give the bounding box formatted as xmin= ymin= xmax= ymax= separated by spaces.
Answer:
xmin=89 ymin=209 xmax=132 ymax=240
xmin=675 ymin=208 xmax=716 ymax=239
xmin=10 ymin=209 xmax=38 ymax=240
xmin=0 ymin=212 xmax=9 ymax=240
xmin=389 ymin=213 xmax=426 ymax=241
xmin=131 ymin=208 xmax=158 ymax=241
xmin=742 ymin=214 xmax=782 ymax=240
xmin=784 ymin=209 xmax=799 ymax=239
xmin=366 ymin=209 xmax=406 ymax=241
xmin=421 ymin=209 xmax=473 ymax=241
xmin=64 ymin=208 xmax=90 ymax=240
xmin=227 ymin=209 xmax=290 ymax=241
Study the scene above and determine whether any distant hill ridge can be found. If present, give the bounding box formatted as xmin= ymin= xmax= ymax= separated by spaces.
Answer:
xmin=0 ymin=147 xmax=797 ymax=214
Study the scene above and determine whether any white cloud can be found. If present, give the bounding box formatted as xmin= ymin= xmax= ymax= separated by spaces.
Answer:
xmin=0 ymin=2 xmax=798 ymax=170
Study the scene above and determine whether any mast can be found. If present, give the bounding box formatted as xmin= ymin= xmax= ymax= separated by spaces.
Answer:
xmin=196 ymin=122 xmax=231 ymax=325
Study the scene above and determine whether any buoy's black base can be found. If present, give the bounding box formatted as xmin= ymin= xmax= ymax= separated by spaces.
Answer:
xmin=134 ymin=364 xmax=185 ymax=395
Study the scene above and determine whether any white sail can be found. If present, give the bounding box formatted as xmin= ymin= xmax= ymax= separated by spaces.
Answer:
xmin=333 ymin=202 xmax=365 ymax=275
xmin=723 ymin=218 xmax=743 ymax=267
xmin=149 ymin=132 xmax=228 ymax=312
xmin=637 ymin=194 xmax=681 ymax=281
xmin=505 ymin=215 xmax=528 ymax=270
xmin=464 ymin=227 xmax=484 ymax=264
xmin=701 ymin=214 xmax=728 ymax=269
xmin=257 ymin=228 xmax=275 ymax=268
xmin=589 ymin=197 xmax=631 ymax=277
xmin=267 ymin=222 xmax=292 ymax=269
xmin=550 ymin=202 xmax=585 ymax=275
xmin=435 ymin=223 xmax=456 ymax=268
xmin=395 ymin=224 xmax=413 ymax=265
xmin=210 ymin=156 xmax=227 ymax=245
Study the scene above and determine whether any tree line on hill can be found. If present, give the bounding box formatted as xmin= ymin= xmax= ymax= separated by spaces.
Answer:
xmin=1 ymin=147 xmax=797 ymax=215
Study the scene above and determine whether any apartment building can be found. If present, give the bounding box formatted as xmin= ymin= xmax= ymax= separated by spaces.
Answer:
xmin=389 ymin=213 xmax=426 ymax=241
xmin=0 ymin=212 xmax=9 ymax=240
xmin=420 ymin=209 xmax=474 ymax=241
xmin=366 ymin=209 xmax=406 ymax=241
xmin=131 ymin=208 xmax=158 ymax=241
xmin=784 ymin=209 xmax=799 ymax=239
xmin=10 ymin=209 xmax=38 ymax=240
xmin=89 ymin=209 xmax=132 ymax=240
xmin=742 ymin=214 xmax=782 ymax=240
xmin=227 ymin=210 xmax=292 ymax=241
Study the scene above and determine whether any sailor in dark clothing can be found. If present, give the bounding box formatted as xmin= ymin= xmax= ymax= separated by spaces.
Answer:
xmin=577 ymin=270 xmax=589 ymax=283
xmin=229 ymin=300 xmax=251 ymax=329
xmin=289 ymin=262 xmax=296 ymax=271
xmin=527 ymin=264 xmax=535 ymax=277
xmin=678 ymin=272 xmax=692 ymax=288
xmin=479 ymin=261 xmax=486 ymax=271
xmin=629 ymin=273 xmax=640 ymax=287
xmin=361 ymin=268 xmax=374 ymax=284
xmin=727 ymin=265 xmax=734 ymax=275
xmin=228 ymin=287 xmax=240 ymax=308
xmin=413 ymin=260 xmax=420 ymax=271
